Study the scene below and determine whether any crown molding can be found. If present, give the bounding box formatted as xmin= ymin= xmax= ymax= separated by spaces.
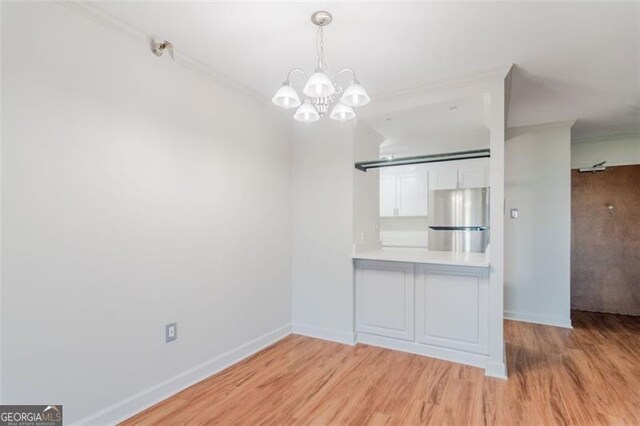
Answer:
xmin=360 ymin=65 xmax=514 ymax=119
xmin=572 ymin=132 xmax=640 ymax=144
xmin=56 ymin=1 xmax=267 ymax=105
xmin=509 ymin=119 xmax=577 ymax=130
xmin=506 ymin=119 xmax=576 ymax=137
xmin=372 ymin=65 xmax=514 ymax=101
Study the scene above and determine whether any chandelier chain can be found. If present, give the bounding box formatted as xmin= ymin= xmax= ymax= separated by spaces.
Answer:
xmin=316 ymin=26 xmax=325 ymax=70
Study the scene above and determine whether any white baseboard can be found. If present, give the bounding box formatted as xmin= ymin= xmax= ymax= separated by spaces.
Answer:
xmin=356 ymin=332 xmax=488 ymax=371
xmin=484 ymin=344 xmax=508 ymax=380
xmin=485 ymin=361 xmax=508 ymax=379
xmin=292 ymin=323 xmax=356 ymax=345
xmin=504 ymin=310 xmax=572 ymax=329
xmin=72 ymin=324 xmax=292 ymax=426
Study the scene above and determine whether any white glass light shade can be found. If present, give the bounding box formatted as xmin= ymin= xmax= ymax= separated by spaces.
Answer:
xmin=293 ymin=102 xmax=320 ymax=123
xmin=329 ymin=102 xmax=356 ymax=122
xmin=341 ymin=82 xmax=370 ymax=107
xmin=271 ymin=83 xmax=301 ymax=109
xmin=303 ymin=71 xmax=336 ymax=98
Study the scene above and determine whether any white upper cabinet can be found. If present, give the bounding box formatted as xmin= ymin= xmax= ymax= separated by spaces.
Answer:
xmin=458 ymin=164 xmax=487 ymax=188
xmin=429 ymin=168 xmax=458 ymax=190
xmin=429 ymin=158 xmax=489 ymax=191
xmin=379 ymin=173 xmax=397 ymax=217
xmin=397 ymin=172 xmax=428 ymax=216
xmin=380 ymin=159 xmax=488 ymax=217
xmin=379 ymin=166 xmax=428 ymax=217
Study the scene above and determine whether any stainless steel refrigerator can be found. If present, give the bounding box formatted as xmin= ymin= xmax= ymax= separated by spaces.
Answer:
xmin=428 ymin=188 xmax=490 ymax=253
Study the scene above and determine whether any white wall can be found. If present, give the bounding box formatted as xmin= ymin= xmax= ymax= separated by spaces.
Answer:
xmin=2 ymin=3 xmax=291 ymax=422
xmin=571 ymin=134 xmax=640 ymax=169
xmin=290 ymin=120 xmax=356 ymax=344
xmin=353 ymin=122 xmax=382 ymax=253
xmin=504 ymin=122 xmax=572 ymax=328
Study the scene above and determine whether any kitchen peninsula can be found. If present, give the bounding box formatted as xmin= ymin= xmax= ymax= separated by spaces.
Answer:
xmin=350 ymin=85 xmax=509 ymax=379
xmin=352 ymin=247 xmax=493 ymax=373
xmin=353 ymin=247 xmax=489 ymax=267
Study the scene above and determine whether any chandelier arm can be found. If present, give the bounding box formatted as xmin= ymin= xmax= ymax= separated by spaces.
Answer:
xmin=286 ymin=68 xmax=308 ymax=81
xmin=335 ymin=68 xmax=357 ymax=84
xmin=285 ymin=68 xmax=308 ymax=90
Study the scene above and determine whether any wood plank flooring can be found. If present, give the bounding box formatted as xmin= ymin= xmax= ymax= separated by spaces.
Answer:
xmin=122 ymin=311 xmax=640 ymax=425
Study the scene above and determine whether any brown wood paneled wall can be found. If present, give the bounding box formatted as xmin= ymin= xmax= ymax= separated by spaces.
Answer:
xmin=571 ymin=165 xmax=640 ymax=315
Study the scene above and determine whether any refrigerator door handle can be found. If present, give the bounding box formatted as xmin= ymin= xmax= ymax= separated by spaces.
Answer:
xmin=428 ymin=226 xmax=490 ymax=231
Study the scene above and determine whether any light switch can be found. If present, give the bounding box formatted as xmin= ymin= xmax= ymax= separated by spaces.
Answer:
xmin=166 ymin=322 xmax=177 ymax=343
xmin=510 ymin=208 xmax=519 ymax=219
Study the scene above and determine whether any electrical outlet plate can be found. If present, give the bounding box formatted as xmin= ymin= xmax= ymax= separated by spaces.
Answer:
xmin=165 ymin=322 xmax=177 ymax=343
xmin=510 ymin=208 xmax=519 ymax=219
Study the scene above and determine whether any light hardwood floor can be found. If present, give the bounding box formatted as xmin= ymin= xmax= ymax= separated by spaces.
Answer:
xmin=123 ymin=311 xmax=640 ymax=425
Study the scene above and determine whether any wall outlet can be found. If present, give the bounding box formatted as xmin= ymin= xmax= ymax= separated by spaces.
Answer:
xmin=510 ymin=208 xmax=519 ymax=219
xmin=165 ymin=322 xmax=177 ymax=343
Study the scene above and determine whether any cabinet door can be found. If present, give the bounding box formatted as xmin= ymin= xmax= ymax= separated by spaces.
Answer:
xmin=356 ymin=261 xmax=415 ymax=341
xmin=458 ymin=165 xmax=486 ymax=188
xmin=397 ymin=173 xmax=428 ymax=216
xmin=415 ymin=265 xmax=488 ymax=354
xmin=429 ymin=168 xmax=458 ymax=190
xmin=380 ymin=174 xmax=397 ymax=217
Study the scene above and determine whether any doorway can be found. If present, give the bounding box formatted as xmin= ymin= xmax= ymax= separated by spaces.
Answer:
xmin=571 ymin=165 xmax=640 ymax=315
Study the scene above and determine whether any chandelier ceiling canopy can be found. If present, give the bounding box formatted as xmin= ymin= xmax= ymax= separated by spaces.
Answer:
xmin=271 ymin=11 xmax=370 ymax=123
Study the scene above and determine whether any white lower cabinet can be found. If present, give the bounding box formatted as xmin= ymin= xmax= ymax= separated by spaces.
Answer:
xmin=356 ymin=261 xmax=414 ymax=341
xmin=355 ymin=260 xmax=490 ymax=367
xmin=415 ymin=264 xmax=488 ymax=354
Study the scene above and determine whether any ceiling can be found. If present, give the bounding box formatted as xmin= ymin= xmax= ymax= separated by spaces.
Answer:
xmin=368 ymin=96 xmax=489 ymax=158
xmin=94 ymin=1 xmax=639 ymax=140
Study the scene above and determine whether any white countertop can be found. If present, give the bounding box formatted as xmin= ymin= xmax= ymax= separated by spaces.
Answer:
xmin=352 ymin=247 xmax=490 ymax=268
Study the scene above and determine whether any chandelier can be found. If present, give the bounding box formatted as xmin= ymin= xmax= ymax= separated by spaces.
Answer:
xmin=271 ymin=11 xmax=370 ymax=123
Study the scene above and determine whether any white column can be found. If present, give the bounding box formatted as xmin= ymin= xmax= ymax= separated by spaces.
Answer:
xmin=485 ymin=79 xmax=507 ymax=378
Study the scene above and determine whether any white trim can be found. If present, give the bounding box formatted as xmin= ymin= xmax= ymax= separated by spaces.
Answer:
xmin=504 ymin=310 xmax=572 ymax=329
xmin=360 ymin=66 xmax=513 ymax=119
xmin=71 ymin=324 xmax=292 ymax=426
xmin=484 ymin=344 xmax=508 ymax=380
xmin=572 ymin=132 xmax=640 ymax=144
xmin=372 ymin=65 xmax=513 ymax=101
xmin=55 ymin=1 xmax=265 ymax=104
xmin=356 ymin=332 xmax=489 ymax=372
xmin=292 ymin=324 xmax=356 ymax=346
xmin=485 ymin=361 xmax=508 ymax=379
xmin=506 ymin=119 xmax=577 ymax=136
